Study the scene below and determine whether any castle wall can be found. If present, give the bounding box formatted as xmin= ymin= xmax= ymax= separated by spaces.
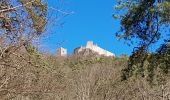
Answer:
xmin=86 ymin=41 xmax=115 ymax=57
xmin=57 ymin=41 xmax=115 ymax=57
xmin=77 ymin=46 xmax=85 ymax=53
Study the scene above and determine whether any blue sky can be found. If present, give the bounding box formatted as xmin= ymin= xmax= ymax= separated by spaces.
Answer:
xmin=41 ymin=0 xmax=134 ymax=56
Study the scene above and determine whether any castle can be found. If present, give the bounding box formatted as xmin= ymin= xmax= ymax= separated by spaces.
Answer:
xmin=57 ymin=47 xmax=67 ymax=57
xmin=57 ymin=41 xmax=115 ymax=57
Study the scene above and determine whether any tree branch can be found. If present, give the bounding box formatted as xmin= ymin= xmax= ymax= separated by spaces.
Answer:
xmin=0 ymin=0 xmax=35 ymax=14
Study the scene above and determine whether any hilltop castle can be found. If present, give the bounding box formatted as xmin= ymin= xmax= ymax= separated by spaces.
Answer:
xmin=57 ymin=47 xmax=67 ymax=57
xmin=57 ymin=41 xmax=115 ymax=57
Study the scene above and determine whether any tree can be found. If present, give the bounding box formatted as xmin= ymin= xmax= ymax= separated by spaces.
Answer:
xmin=0 ymin=0 xmax=47 ymax=97
xmin=0 ymin=0 xmax=47 ymax=56
xmin=113 ymin=0 xmax=170 ymax=83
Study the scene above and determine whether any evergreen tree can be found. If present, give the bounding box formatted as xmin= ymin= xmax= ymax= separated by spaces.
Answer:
xmin=114 ymin=0 xmax=170 ymax=84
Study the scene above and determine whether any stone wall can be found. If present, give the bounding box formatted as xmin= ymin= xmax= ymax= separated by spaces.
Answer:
xmin=57 ymin=41 xmax=115 ymax=57
xmin=86 ymin=41 xmax=115 ymax=57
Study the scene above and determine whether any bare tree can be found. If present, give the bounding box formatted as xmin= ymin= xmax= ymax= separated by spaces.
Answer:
xmin=0 ymin=0 xmax=72 ymax=99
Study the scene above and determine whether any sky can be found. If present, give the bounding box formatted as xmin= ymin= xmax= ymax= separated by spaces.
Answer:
xmin=40 ymin=0 xmax=135 ymax=56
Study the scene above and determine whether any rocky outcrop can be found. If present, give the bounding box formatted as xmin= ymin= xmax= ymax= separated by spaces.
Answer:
xmin=73 ymin=47 xmax=100 ymax=57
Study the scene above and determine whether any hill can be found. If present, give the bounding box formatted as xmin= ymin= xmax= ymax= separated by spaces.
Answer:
xmin=0 ymin=48 xmax=170 ymax=100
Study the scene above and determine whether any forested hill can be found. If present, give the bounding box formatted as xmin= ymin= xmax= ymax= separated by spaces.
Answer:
xmin=0 ymin=47 xmax=169 ymax=100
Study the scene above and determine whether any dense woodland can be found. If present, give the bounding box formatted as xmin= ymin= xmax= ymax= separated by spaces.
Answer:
xmin=0 ymin=0 xmax=170 ymax=100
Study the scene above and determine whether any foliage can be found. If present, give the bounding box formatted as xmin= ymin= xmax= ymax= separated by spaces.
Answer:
xmin=114 ymin=0 xmax=170 ymax=83
xmin=63 ymin=57 xmax=119 ymax=71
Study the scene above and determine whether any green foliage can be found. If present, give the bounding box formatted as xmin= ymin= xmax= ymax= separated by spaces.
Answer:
xmin=24 ymin=43 xmax=52 ymax=70
xmin=159 ymin=1 xmax=170 ymax=24
xmin=63 ymin=57 xmax=120 ymax=71
xmin=25 ymin=43 xmax=39 ymax=55
xmin=114 ymin=0 xmax=170 ymax=84
xmin=115 ymin=0 xmax=160 ymax=43
xmin=147 ymin=42 xmax=170 ymax=84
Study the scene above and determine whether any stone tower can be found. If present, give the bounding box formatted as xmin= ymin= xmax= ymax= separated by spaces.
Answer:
xmin=57 ymin=47 xmax=67 ymax=57
xmin=86 ymin=41 xmax=94 ymax=48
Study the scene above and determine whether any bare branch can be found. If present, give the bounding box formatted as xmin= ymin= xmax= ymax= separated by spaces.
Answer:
xmin=0 ymin=0 xmax=35 ymax=13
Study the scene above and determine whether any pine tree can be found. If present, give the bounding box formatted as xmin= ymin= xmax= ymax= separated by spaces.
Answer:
xmin=114 ymin=0 xmax=170 ymax=84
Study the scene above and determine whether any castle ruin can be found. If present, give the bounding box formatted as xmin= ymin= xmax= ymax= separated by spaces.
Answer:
xmin=76 ymin=41 xmax=115 ymax=57
xmin=57 ymin=41 xmax=115 ymax=57
xmin=57 ymin=47 xmax=67 ymax=57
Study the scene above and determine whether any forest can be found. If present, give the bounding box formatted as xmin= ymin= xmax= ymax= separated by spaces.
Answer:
xmin=0 ymin=0 xmax=170 ymax=100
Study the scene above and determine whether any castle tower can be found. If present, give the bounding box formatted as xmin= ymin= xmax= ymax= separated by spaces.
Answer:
xmin=57 ymin=47 xmax=67 ymax=57
xmin=86 ymin=41 xmax=94 ymax=48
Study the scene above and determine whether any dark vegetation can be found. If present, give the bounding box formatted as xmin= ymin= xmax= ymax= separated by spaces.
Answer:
xmin=114 ymin=0 xmax=170 ymax=91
